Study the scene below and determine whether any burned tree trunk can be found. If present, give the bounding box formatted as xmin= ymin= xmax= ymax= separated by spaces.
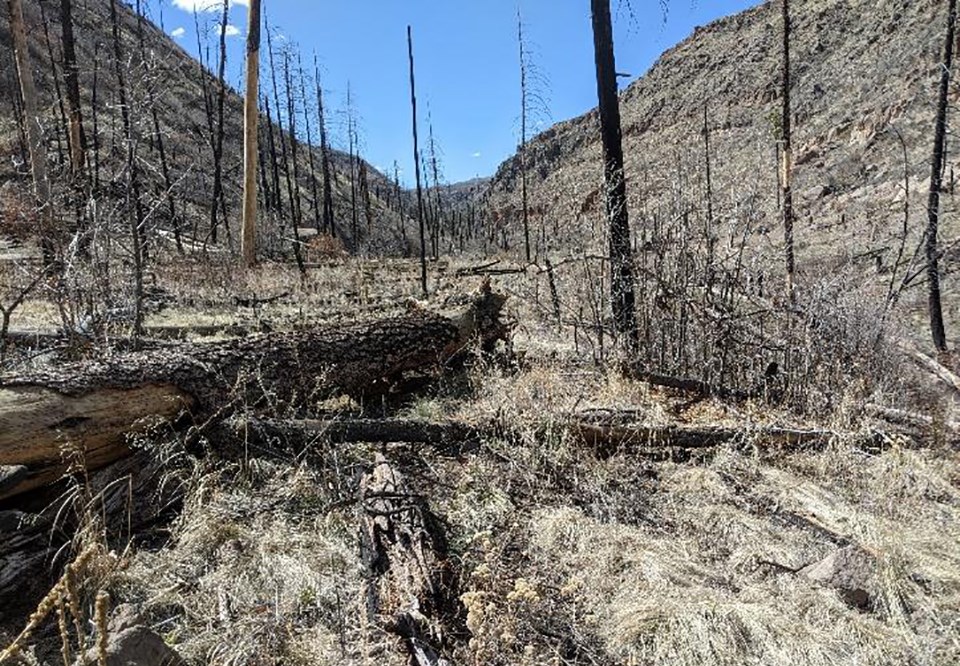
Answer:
xmin=109 ymin=0 xmax=145 ymax=337
xmin=781 ymin=0 xmax=796 ymax=302
xmin=241 ymin=0 xmax=262 ymax=267
xmin=0 ymin=286 xmax=509 ymax=500
xmin=9 ymin=0 xmax=57 ymax=264
xmin=209 ymin=0 xmax=231 ymax=245
xmin=590 ymin=0 xmax=639 ymax=356
xmin=60 ymin=0 xmax=87 ymax=180
xmin=925 ymin=0 xmax=955 ymax=352
xmin=314 ymin=53 xmax=336 ymax=237
xmin=408 ymin=25 xmax=428 ymax=296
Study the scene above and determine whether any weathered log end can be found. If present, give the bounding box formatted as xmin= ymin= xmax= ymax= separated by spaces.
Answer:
xmin=448 ymin=279 xmax=511 ymax=353
xmin=0 ymin=385 xmax=192 ymax=501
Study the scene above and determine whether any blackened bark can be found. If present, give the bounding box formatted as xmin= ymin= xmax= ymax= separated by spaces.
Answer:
xmin=925 ymin=0 xmax=955 ymax=352
xmin=209 ymin=0 xmax=231 ymax=245
xmin=60 ymin=0 xmax=87 ymax=179
xmin=408 ymin=26 xmax=428 ymax=296
xmin=590 ymin=0 xmax=638 ymax=355
xmin=314 ymin=54 xmax=336 ymax=237
xmin=781 ymin=0 xmax=796 ymax=301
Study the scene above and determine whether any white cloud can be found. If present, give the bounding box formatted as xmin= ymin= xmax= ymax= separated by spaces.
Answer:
xmin=170 ymin=26 xmax=186 ymax=38
xmin=472 ymin=152 xmax=482 ymax=158
xmin=172 ymin=0 xmax=247 ymax=13
xmin=214 ymin=23 xmax=241 ymax=37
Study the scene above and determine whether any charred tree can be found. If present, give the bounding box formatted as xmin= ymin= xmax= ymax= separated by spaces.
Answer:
xmin=314 ymin=53 xmax=336 ymax=237
xmin=263 ymin=95 xmax=284 ymax=217
xmin=135 ymin=0 xmax=181 ymax=253
xmin=518 ymin=7 xmax=531 ymax=262
xmin=427 ymin=114 xmax=444 ymax=259
xmin=781 ymin=0 xmax=796 ymax=302
xmin=296 ymin=52 xmax=321 ymax=235
xmin=8 ymin=0 xmax=57 ymax=264
xmin=590 ymin=0 xmax=639 ymax=355
xmin=242 ymin=0 xmax=262 ymax=267
xmin=37 ymin=0 xmax=67 ymax=165
xmin=209 ymin=0 xmax=231 ymax=245
xmin=925 ymin=0 xmax=955 ymax=352
xmin=408 ymin=26 xmax=428 ymax=296
xmin=283 ymin=51 xmax=306 ymax=274
xmin=109 ymin=0 xmax=144 ymax=337
xmin=346 ymin=83 xmax=360 ymax=243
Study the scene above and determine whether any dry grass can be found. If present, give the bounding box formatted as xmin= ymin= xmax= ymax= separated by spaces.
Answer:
xmin=2 ymin=256 xmax=957 ymax=665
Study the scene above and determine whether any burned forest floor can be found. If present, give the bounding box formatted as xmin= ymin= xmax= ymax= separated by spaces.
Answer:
xmin=1 ymin=252 xmax=959 ymax=666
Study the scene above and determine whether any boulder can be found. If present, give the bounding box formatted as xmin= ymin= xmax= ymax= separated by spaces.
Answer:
xmin=800 ymin=545 xmax=877 ymax=611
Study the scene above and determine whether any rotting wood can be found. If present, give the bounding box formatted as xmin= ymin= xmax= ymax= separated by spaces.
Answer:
xmin=0 ymin=285 xmax=509 ymax=500
xmin=360 ymin=454 xmax=459 ymax=665
xmin=0 ymin=449 xmax=176 ymax=613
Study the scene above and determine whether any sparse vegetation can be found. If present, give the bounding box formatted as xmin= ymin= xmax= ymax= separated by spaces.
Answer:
xmin=0 ymin=0 xmax=958 ymax=664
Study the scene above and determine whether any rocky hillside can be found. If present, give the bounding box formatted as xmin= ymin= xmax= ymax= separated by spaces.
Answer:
xmin=487 ymin=0 xmax=957 ymax=290
xmin=0 ymin=0 xmax=407 ymax=255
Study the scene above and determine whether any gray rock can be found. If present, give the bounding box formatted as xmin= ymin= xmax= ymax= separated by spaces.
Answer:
xmin=76 ymin=624 xmax=186 ymax=666
xmin=0 ymin=466 xmax=28 ymax=496
xmin=801 ymin=545 xmax=877 ymax=611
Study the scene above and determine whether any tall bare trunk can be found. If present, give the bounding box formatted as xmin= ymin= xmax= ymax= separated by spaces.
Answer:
xmin=283 ymin=51 xmax=306 ymax=274
xmin=60 ymin=0 xmax=88 ymax=219
xmin=8 ymin=0 xmax=57 ymax=265
xmin=925 ymin=0 xmax=956 ymax=352
xmin=347 ymin=83 xmax=359 ymax=244
xmin=296 ymin=52 xmax=321 ymax=235
xmin=109 ymin=0 xmax=144 ymax=338
xmin=427 ymin=115 xmax=443 ymax=259
xmin=241 ymin=0 xmax=262 ymax=267
xmin=408 ymin=26 xmax=427 ymax=296
xmin=314 ymin=53 xmax=335 ymax=237
xmin=590 ymin=0 xmax=638 ymax=356
xmin=518 ymin=8 xmax=531 ymax=263
xmin=38 ymin=0 xmax=67 ymax=166
xmin=135 ymin=0 xmax=179 ymax=253
xmin=781 ymin=0 xmax=796 ymax=302
xmin=209 ymin=0 xmax=230 ymax=245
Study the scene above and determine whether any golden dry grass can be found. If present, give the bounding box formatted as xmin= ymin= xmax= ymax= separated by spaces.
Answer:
xmin=2 ymin=257 xmax=957 ymax=665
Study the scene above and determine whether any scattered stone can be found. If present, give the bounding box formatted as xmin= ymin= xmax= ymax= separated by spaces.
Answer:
xmin=801 ymin=545 xmax=877 ymax=611
xmin=76 ymin=612 xmax=186 ymax=666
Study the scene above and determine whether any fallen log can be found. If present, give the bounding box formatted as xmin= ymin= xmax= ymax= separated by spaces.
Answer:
xmin=864 ymin=403 xmax=960 ymax=439
xmin=360 ymin=454 xmax=460 ymax=665
xmin=225 ymin=416 xmax=853 ymax=461
xmin=907 ymin=348 xmax=960 ymax=396
xmin=0 ymin=284 xmax=510 ymax=500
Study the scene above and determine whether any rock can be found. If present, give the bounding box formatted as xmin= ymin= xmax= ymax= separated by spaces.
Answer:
xmin=800 ymin=545 xmax=877 ymax=611
xmin=76 ymin=624 xmax=186 ymax=666
xmin=0 ymin=466 xmax=27 ymax=496
xmin=108 ymin=604 xmax=144 ymax=634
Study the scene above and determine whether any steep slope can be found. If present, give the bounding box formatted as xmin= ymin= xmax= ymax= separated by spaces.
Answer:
xmin=487 ymin=0 xmax=957 ymax=284
xmin=0 ymin=0 xmax=407 ymax=256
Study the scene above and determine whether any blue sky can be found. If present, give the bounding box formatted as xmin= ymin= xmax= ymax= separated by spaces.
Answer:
xmin=156 ymin=0 xmax=758 ymax=185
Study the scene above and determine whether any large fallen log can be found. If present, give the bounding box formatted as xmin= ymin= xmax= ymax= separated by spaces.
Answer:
xmin=0 ymin=285 xmax=509 ymax=500
xmin=226 ymin=416 xmax=860 ymax=461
